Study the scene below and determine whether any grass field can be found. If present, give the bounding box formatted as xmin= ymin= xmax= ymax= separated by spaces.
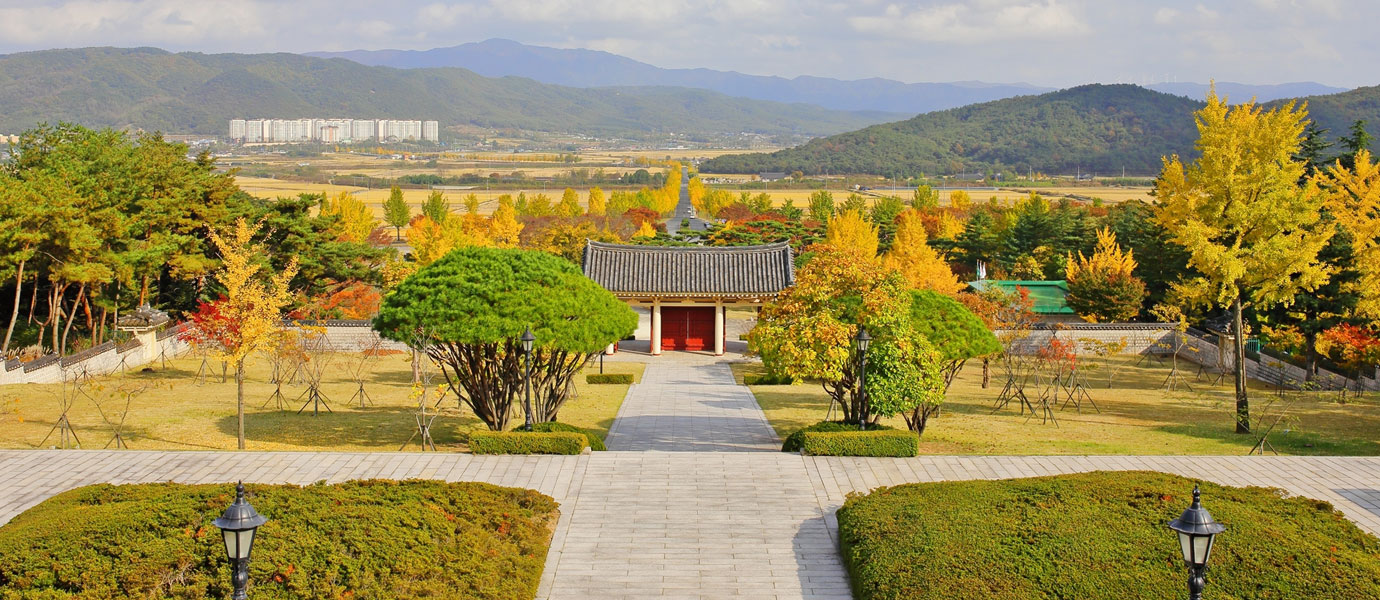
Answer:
xmin=734 ymin=355 xmax=1380 ymax=455
xmin=0 ymin=353 xmax=642 ymax=452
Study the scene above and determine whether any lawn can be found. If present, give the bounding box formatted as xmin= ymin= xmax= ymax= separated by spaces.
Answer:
xmin=0 ymin=480 xmax=559 ymax=599
xmin=837 ymin=471 xmax=1380 ymax=600
xmin=0 ymin=353 xmax=642 ymax=452
xmin=734 ymin=355 xmax=1380 ymax=455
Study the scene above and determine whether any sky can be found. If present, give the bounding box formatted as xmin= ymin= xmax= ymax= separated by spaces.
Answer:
xmin=0 ymin=0 xmax=1371 ymax=88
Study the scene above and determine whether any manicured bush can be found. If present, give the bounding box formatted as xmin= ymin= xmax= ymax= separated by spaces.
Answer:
xmin=523 ymin=422 xmax=607 ymax=451
xmin=801 ymin=430 xmax=918 ymax=457
xmin=781 ymin=421 xmax=896 ymax=453
xmin=0 ymin=480 xmax=559 ymax=600
xmin=470 ymin=431 xmax=588 ymax=455
xmin=744 ymin=373 xmax=795 ymax=385
xmin=837 ymin=471 xmax=1380 ymax=600
xmin=585 ymin=373 xmax=633 ymax=385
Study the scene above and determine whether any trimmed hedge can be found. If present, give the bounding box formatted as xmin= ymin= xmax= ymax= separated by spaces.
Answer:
xmin=837 ymin=471 xmax=1380 ymax=600
xmin=470 ymin=431 xmax=588 ymax=455
xmin=801 ymin=430 xmax=919 ymax=457
xmin=782 ymin=421 xmax=897 ymax=453
xmin=585 ymin=373 xmax=633 ymax=385
xmin=0 ymin=480 xmax=559 ymax=600
xmin=524 ymin=422 xmax=607 ymax=451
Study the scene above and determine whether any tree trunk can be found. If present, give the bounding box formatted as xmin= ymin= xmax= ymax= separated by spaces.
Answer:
xmin=2 ymin=259 xmax=24 ymax=353
xmin=60 ymin=283 xmax=86 ymax=356
xmin=1303 ymin=329 xmax=1318 ymax=382
xmin=981 ymin=358 xmax=990 ymax=389
xmin=1233 ymin=296 xmax=1251 ymax=434
xmin=236 ymin=361 xmax=246 ymax=450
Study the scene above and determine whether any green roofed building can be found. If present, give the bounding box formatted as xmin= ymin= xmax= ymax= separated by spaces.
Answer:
xmin=967 ymin=280 xmax=1080 ymax=323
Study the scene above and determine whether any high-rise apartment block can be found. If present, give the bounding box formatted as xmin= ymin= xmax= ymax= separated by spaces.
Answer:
xmin=228 ymin=118 xmax=440 ymax=143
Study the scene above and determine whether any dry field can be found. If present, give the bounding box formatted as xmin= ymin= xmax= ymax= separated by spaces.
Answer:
xmin=237 ymin=177 xmax=617 ymax=217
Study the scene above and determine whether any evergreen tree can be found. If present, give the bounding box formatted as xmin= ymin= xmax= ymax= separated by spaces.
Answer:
xmin=953 ymin=211 xmax=1002 ymax=269
xmin=1336 ymin=120 xmax=1373 ymax=171
xmin=1297 ymin=121 xmax=1333 ymax=178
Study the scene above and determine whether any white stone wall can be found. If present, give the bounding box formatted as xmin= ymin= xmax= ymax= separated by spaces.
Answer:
xmin=1 ymin=330 xmax=190 ymax=386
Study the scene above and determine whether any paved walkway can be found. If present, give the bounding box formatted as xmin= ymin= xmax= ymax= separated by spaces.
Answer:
xmin=5 ymin=363 xmax=1380 ymax=599
xmin=604 ymin=363 xmax=779 ymax=452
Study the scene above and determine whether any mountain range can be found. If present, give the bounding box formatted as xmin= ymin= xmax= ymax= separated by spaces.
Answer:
xmin=0 ymin=47 xmax=900 ymax=139
xmin=309 ymin=38 xmax=1349 ymax=114
xmin=699 ymin=83 xmax=1380 ymax=177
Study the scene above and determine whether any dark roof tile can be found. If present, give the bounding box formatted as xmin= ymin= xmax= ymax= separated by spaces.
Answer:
xmin=583 ymin=241 xmax=795 ymax=296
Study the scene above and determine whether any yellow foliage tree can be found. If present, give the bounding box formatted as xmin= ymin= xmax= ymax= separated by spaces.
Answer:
xmin=208 ymin=218 xmax=298 ymax=450
xmin=408 ymin=215 xmax=490 ymax=266
xmin=633 ymin=221 xmax=657 ymax=239
xmin=948 ymin=190 xmax=971 ymax=211
xmin=463 ymin=193 xmax=481 ymax=214
xmin=489 ymin=200 xmax=524 ymax=248
xmin=824 ymin=209 xmax=880 ymax=259
xmin=318 ymin=191 xmax=377 ymax=243
xmin=1066 ymin=228 xmax=1137 ymax=281
xmin=587 ymin=186 xmax=606 ymax=216
xmin=556 ymin=187 xmax=582 ymax=218
xmin=1155 ymin=89 xmax=1330 ymax=433
xmin=1315 ymin=149 xmax=1380 ymax=319
xmin=883 ymin=210 xmax=964 ymax=294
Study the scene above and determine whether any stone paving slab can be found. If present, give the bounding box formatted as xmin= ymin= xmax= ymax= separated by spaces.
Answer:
xmin=604 ymin=363 xmax=779 ymax=452
xmin=4 ymin=450 xmax=1380 ymax=599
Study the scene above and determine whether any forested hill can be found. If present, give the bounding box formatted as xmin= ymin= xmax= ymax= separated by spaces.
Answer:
xmin=700 ymin=84 xmax=1380 ymax=176
xmin=0 ymin=47 xmax=901 ymax=139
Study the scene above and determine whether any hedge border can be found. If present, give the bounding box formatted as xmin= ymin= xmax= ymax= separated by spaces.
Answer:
xmin=585 ymin=373 xmax=634 ymax=384
xmin=801 ymin=430 xmax=918 ymax=457
xmin=470 ymin=431 xmax=589 ymax=455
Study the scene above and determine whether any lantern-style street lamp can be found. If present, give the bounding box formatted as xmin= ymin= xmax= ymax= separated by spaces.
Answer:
xmin=854 ymin=328 xmax=872 ymax=429
xmin=1168 ymin=484 xmax=1226 ymax=600
xmin=213 ymin=482 xmax=267 ymax=600
xmin=520 ymin=326 xmax=536 ymax=429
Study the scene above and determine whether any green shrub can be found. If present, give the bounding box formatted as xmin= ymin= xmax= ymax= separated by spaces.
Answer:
xmin=781 ymin=421 xmax=895 ymax=452
xmin=801 ymin=430 xmax=918 ymax=457
xmin=837 ymin=471 xmax=1380 ymax=600
xmin=0 ymin=480 xmax=558 ymax=600
xmin=585 ymin=373 xmax=633 ymax=385
xmin=522 ymin=422 xmax=607 ymax=451
xmin=470 ymin=431 xmax=588 ymax=455
xmin=744 ymin=373 xmax=794 ymax=385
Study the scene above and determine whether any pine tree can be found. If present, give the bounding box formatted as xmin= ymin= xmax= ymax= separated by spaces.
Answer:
xmin=953 ymin=211 xmax=1002 ymax=269
xmin=1336 ymin=120 xmax=1373 ymax=171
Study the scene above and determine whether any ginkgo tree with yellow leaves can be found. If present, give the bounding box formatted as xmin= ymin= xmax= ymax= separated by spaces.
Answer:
xmin=208 ymin=218 xmax=298 ymax=450
xmin=1064 ymin=228 xmax=1146 ymax=322
xmin=1155 ymin=90 xmax=1332 ymax=434
xmin=824 ymin=209 xmax=880 ymax=259
xmin=882 ymin=209 xmax=963 ymax=295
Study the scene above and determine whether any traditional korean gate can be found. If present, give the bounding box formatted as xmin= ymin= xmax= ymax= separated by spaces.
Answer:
xmin=660 ymin=306 xmax=716 ymax=351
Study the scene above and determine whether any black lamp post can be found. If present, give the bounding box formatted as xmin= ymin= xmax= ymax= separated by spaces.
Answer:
xmin=520 ymin=326 xmax=536 ymax=430
xmin=854 ymin=328 xmax=872 ymax=429
xmin=213 ymin=482 xmax=267 ymax=600
xmin=1168 ymin=484 xmax=1226 ymax=600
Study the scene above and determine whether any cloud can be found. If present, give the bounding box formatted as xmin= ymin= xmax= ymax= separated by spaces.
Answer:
xmin=1153 ymin=7 xmax=1178 ymax=24
xmin=848 ymin=0 xmax=1090 ymax=43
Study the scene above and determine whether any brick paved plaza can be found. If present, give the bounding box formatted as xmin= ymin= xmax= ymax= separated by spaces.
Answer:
xmin=4 ymin=361 xmax=1380 ymax=599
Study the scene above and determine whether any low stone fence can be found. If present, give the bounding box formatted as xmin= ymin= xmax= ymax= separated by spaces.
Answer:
xmin=995 ymin=323 xmax=1376 ymax=392
xmin=1 ymin=324 xmax=191 ymax=386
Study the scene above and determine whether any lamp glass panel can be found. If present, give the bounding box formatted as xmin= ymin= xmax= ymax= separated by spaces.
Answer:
xmin=222 ymin=529 xmax=237 ymax=560
xmin=1186 ymin=537 xmax=1208 ymax=565
xmin=233 ymin=528 xmax=256 ymax=559
xmin=1177 ymin=531 xmax=1193 ymax=563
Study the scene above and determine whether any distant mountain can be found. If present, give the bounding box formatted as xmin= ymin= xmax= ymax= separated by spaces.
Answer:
xmin=700 ymin=84 xmax=1380 ymax=177
xmin=0 ymin=47 xmax=901 ymax=139
xmin=1147 ymin=81 xmax=1348 ymax=102
xmin=308 ymin=38 xmax=1053 ymax=114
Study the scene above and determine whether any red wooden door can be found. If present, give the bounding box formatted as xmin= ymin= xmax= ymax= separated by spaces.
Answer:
xmin=661 ymin=307 xmax=716 ymax=351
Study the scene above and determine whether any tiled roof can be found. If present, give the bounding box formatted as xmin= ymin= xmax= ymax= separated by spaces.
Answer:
xmin=583 ymin=241 xmax=795 ymax=297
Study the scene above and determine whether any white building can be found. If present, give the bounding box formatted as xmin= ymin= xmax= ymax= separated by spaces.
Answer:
xmin=423 ymin=120 xmax=439 ymax=142
xmin=229 ymin=119 xmax=246 ymax=141
xmin=229 ymin=118 xmax=440 ymax=143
